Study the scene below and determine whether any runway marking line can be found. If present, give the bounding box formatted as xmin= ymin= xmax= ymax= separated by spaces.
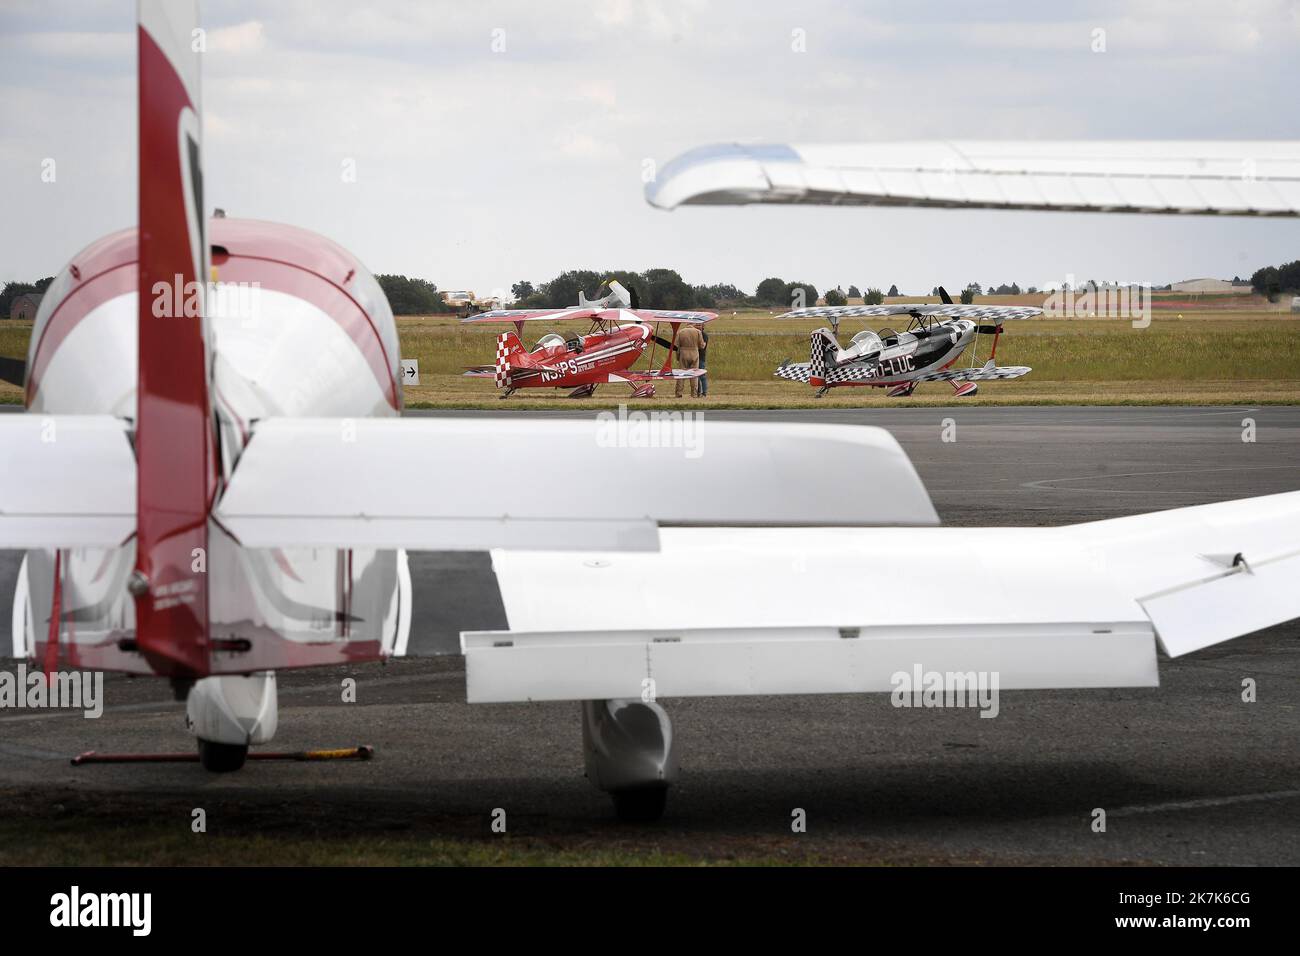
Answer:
xmin=1109 ymin=789 xmax=1300 ymax=817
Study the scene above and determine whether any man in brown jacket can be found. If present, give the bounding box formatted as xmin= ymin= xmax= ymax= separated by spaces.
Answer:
xmin=673 ymin=324 xmax=705 ymax=397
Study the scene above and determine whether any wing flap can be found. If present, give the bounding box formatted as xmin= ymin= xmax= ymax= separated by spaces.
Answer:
xmin=463 ymin=623 xmax=1157 ymax=703
xmin=1139 ymin=550 xmax=1300 ymax=658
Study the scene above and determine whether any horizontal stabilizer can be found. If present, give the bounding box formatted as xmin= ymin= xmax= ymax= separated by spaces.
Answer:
xmin=0 ymin=415 xmax=135 ymax=548
xmin=214 ymin=417 xmax=938 ymax=552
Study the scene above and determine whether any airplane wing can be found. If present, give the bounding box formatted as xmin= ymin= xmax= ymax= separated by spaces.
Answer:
xmin=465 ymin=491 xmax=1300 ymax=701
xmin=462 ymin=308 xmax=600 ymax=323
xmin=782 ymin=304 xmax=1042 ymax=320
xmin=646 ymin=141 xmax=1300 ymax=216
xmin=911 ymin=364 xmax=1031 ymax=383
xmin=616 ymin=369 xmax=706 ymax=381
xmin=622 ymin=309 xmax=716 ymax=324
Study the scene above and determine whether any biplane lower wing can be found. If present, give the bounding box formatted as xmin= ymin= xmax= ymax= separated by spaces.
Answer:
xmin=614 ymin=368 xmax=706 ymax=382
xmin=465 ymin=491 xmax=1300 ymax=701
xmin=912 ymin=364 xmax=1031 ymax=383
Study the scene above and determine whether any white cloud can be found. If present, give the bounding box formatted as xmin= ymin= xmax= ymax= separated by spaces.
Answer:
xmin=209 ymin=20 xmax=267 ymax=55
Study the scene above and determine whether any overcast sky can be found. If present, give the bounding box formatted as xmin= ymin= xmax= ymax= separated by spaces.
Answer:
xmin=2 ymin=0 xmax=1298 ymax=297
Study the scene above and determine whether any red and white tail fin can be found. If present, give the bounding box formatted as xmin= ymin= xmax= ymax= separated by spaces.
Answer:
xmin=495 ymin=331 xmax=524 ymax=388
xmin=134 ymin=0 xmax=215 ymax=677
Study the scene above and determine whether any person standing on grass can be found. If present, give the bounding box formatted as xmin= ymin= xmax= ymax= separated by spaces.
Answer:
xmin=698 ymin=328 xmax=710 ymax=398
xmin=673 ymin=323 xmax=705 ymax=397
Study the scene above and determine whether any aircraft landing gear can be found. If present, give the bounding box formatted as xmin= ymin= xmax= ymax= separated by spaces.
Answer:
xmin=581 ymin=698 xmax=678 ymax=822
xmin=629 ymin=383 xmax=655 ymax=399
xmin=951 ymin=381 xmax=978 ymax=398
xmin=887 ymin=382 xmax=917 ymax=398
xmin=568 ymin=384 xmax=597 ymax=398
xmin=197 ymin=738 xmax=248 ymax=772
xmin=185 ymin=672 xmax=278 ymax=772
xmin=498 ymin=386 xmax=517 ymax=399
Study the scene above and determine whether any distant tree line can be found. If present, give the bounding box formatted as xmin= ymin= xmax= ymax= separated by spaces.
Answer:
xmin=374 ymin=275 xmax=456 ymax=315
xmin=1251 ymin=260 xmax=1300 ymax=300
xmin=509 ymin=272 xmax=917 ymax=310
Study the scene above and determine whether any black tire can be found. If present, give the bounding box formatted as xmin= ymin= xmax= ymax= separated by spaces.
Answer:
xmin=611 ymin=786 xmax=668 ymax=823
xmin=198 ymin=738 xmax=248 ymax=773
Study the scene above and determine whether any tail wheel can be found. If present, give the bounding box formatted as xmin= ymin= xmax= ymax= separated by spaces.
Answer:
xmin=198 ymin=738 xmax=248 ymax=773
xmin=610 ymin=786 xmax=668 ymax=823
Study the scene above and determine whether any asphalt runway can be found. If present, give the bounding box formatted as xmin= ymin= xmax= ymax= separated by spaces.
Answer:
xmin=1 ymin=405 xmax=1298 ymax=864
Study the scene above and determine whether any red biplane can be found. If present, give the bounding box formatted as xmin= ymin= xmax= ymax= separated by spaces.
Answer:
xmin=463 ymin=280 xmax=714 ymax=398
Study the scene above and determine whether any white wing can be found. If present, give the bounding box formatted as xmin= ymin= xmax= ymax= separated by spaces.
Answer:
xmin=646 ymin=141 xmax=1300 ymax=216
xmin=466 ymin=492 xmax=1300 ymax=701
xmin=211 ymin=418 xmax=938 ymax=552
xmin=782 ymin=305 xmax=1042 ymax=320
xmin=0 ymin=415 xmax=135 ymax=548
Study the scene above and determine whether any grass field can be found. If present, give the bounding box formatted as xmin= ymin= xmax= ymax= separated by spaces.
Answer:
xmin=3 ymin=305 xmax=1298 ymax=407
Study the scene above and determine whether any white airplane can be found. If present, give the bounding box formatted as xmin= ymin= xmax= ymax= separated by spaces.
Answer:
xmin=0 ymin=3 xmax=905 ymax=785
xmin=4 ymin=3 xmax=1299 ymax=822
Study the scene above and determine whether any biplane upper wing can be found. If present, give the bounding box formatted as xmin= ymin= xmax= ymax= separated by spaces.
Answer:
xmin=622 ymin=309 xmax=716 ymax=324
xmin=462 ymin=308 xmax=600 ymax=323
xmin=465 ymin=489 xmax=1300 ymax=701
xmin=780 ymin=304 xmax=1042 ymax=320
xmin=645 ymin=141 xmax=1300 ymax=216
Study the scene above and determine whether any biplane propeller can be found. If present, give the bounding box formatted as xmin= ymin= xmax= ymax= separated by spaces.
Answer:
xmin=775 ymin=286 xmax=1038 ymax=398
xmin=462 ymin=280 xmax=714 ymax=398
